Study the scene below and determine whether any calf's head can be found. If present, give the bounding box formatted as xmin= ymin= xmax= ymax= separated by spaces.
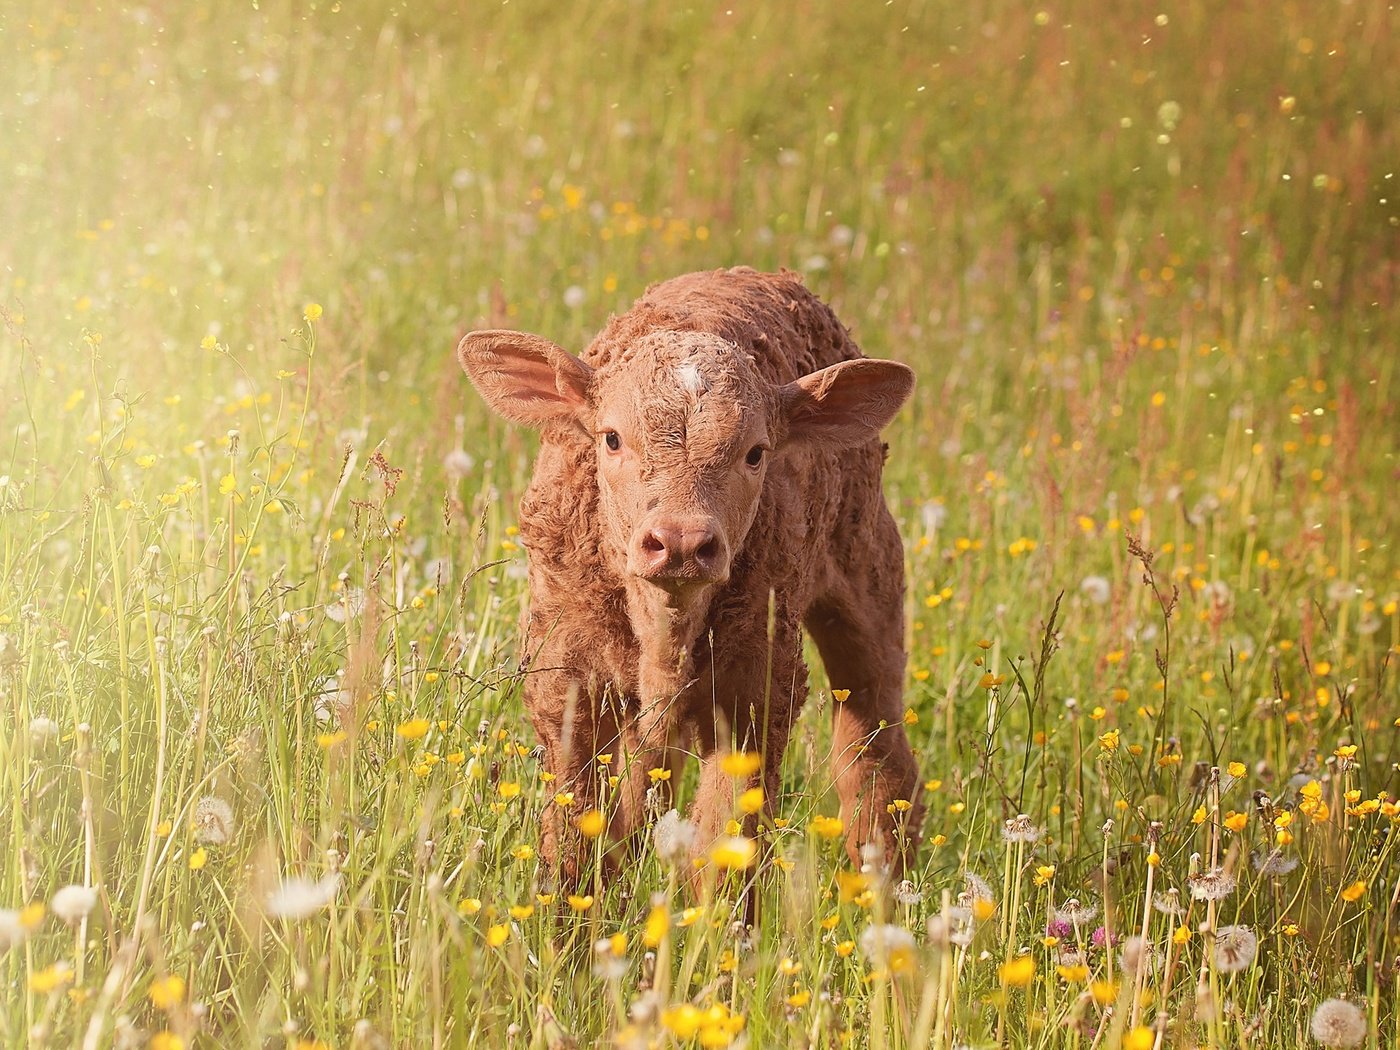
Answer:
xmin=458 ymin=328 xmax=912 ymax=601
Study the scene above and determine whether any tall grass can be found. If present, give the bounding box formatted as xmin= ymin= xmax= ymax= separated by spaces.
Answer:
xmin=1 ymin=1 xmax=1397 ymax=1046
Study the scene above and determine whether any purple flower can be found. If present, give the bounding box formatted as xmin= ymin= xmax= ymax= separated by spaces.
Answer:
xmin=1090 ymin=925 xmax=1118 ymax=948
xmin=1045 ymin=919 xmax=1073 ymax=940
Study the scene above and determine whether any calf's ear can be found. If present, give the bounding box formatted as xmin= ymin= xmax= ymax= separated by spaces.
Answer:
xmin=779 ymin=358 xmax=915 ymax=450
xmin=457 ymin=330 xmax=593 ymax=427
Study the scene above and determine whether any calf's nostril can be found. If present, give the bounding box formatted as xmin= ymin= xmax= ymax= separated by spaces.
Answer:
xmin=695 ymin=535 xmax=721 ymax=566
xmin=641 ymin=532 xmax=667 ymax=556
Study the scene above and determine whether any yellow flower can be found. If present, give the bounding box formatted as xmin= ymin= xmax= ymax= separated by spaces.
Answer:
xmin=150 ymin=1034 xmax=185 ymax=1050
xmin=832 ymin=689 xmax=851 ymax=702
xmin=1098 ymin=729 xmax=1120 ymax=752
xmin=972 ymin=897 xmax=997 ymax=922
xmin=720 ymin=751 xmax=762 ymax=778
xmin=19 ymin=902 xmax=44 ymax=931
xmin=1340 ymin=880 xmax=1366 ymax=902
xmin=1227 ymin=761 xmax=1246 ymax=778
xmin=486 ymin=923 xmax=509 ymax=947
xmin=148 ymin=974 xmax=185 ymax=1010
xmin=317 ymin=731 xmax=347 ymax=749
xmin=29 ymin=962 xmax=73 ymax=994
xmin=1125 ymin=1026 xmax=1156 ymax=1050
xmin=809 ymin=815 xmax=845 ymax=839
xmin=553 ymin=791 xmax=575 ymax=807
xmin=535 ymin=893 xmax=555 ymax=907
xmin=709 ymin=836 xmax=758 ymax=869
xmin=1172 ymin=926 xmax=1191 ymax=945
xmin=457 ymin=898 xmax=482 ymax=916
xmin=834 ymin=939 xmax=855 ymax=957
xmin=576 ymin=809 xmax=606 ymax=838
xmin=786 ymin=989 xmax=811 ymax=1008
xmin=188 ymin=847 xmax=208 ymax=871
xmin=647 ymin=767 xmax=672 ymax=782
xmin=508 ymin=904 xmax=534 ymax=920
xmin=1090 ymin=980 xmax=1118 ymax=1005
xmin=903 ymin=707 xmax=919 ymax=725
xmin=302 ymin=302 xmax=323 ymax=322
xmin=497 ymin=781 xmax=521 ymax=800
xmin=643 ymin=905 xmax=669 ymax=947
xmin=395 ymin=718 xmax=431 ymax=741
xmin=738 ymin=787 xmax=765 ymax=814
xmin=512 ymin=844 xmax=535 ymax=862
xmin=1034 ymin=865 xmax=1056 ymax=886
xmin=200 ymin=334 xmax=217 ymax=350
xmin=999 ymin=956 xmax=1035 ymax=986
xmin=567 ymin=894 xmax=594 ymax=912
xmin=1223 ymin=811 xmax=1249 ymax=833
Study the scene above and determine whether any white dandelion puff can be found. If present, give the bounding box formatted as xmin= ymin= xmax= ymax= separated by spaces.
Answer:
xmin=894 ymin=880 xmax=923 ymax=906
xmin=50 ymin=885 xmax=98 ymax=924
xmin=1054 ymin=897 xmax=1101 ymax=927
xmin=1001 ymin=814 xmax=1044 ymax=844
xmin=1251 ymin=849 xmax=1300 ymax=877
xmin=1188 ymin=866 xmax=1236 ymax=902
xmin=652 ymin=809 xmax=696 ymax=865
xmin=1212 ymin=924 xmax=1257 ymax=973
xmin=193 ymin=796 xmax=235 ymax=846
xmin=29 ymin=716 xmax=60 ymax=747
xmin=0 ymin=909 xmax=27 ymax=952
xmin=859 ymin=923 xmax=917 ymax=968
xmin=265 ymin=873 xmax=341 ymax=920
xmin=1310 ymin=998 xmax=1367 ymax=1048
xmin=1079 ymin=575 xmax=1111 ymax=605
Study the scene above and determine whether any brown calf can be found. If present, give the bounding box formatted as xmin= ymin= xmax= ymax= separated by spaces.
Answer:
xmin=457 ymin=267 xmax=923 ymax=883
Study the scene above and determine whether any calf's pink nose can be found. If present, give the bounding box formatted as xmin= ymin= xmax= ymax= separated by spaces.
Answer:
xmin=636 ymin=518 xmax=726 ymax=580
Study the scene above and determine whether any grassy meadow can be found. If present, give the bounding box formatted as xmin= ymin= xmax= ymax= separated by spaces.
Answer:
xmin=3 ymin=1 xmax=1399 ymax=1046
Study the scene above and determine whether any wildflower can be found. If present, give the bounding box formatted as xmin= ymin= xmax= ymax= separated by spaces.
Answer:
xmin=1125 ymin=1027 xmax=1157 ymax=1050
xmin=859 ymin=923 xmax=918 ymax=973
xmin=0 ymin=909 xmax=28 ymax=952
xmin=1080 ymin=575 xmax=1111 ymax=604
xmin=1098 ymin=729 xmax=1120 ymax=752
xmin=737 ymin=787 xmax=764 ymax=814
xmin=443 ymin=449 xmax=475 ymax=478
xmin=1090 ymin=980 xmax=1119 ymax=1005
xmin=567 ymin=895 xmax=594 ymax=913
xmin=193 ymin=796 xmax=235 ymax=845
xmin=265 ymin=873 xmax=340 ymax=920
xmin=1340 ymin=881 xmax=1366 ymax=902
xmin=960 ymin=871 xmax=995 ymax=906
xmin=50 ymin=885 xmax=98 ymax=924
xmin=809 ymin=815 xmax=844 ymax=839
xmin=893 ymin=880 xmax=923 ymax=906
xmin=150 ymin=1033 xmax=185 ymax=1050
xmin=1057 ymin=963 xmax=1089 ymax=982
xmin=148 ymin=974 xmax=186 ymax=1010
xmin=1054 ymin=898 xmax=1101 ymax=927
xmin=1119 ymin=935 xmax=1149 ymax=976
xmin=1212 ymin=925 xmax=1258 ymax=973
xmin=642 ymin=905 xmax=669 ymax=947
xmin=486 ymin=923 xmax=509 ymax=947
xmin=1149 ymin=889 xmax=1183 ymax=917
xmin=593 ymin=934 xmax=628 ymax=979
xmin=29 ymin=961 xmax=74 ymax=993
xmin=1034 ymin=865 xmax=1056 ymax=886
xmin=1187 ymin=866 xmax=1236 ymax=902
xmin=647 ymin=767 xmax=671 ymax=783
xmin=1310 ymin=998 xmax=1367 ymax=1048
xmin=653 ymin=809 xmax=696 ymax=862
xmin=29 ymin=716 xmax=60 ymax=747
xmin=513 ymin=844 xmax=535 ymax=861
xmin=1002 ymin=814 xmax=1043 ymax=844
xmin=303 ymin=303 xmax=323 ymax=322
xmin=720 ymin=752 xmax=761 ymax=778
xmin=832 ymin=689 xmax=851 ymax=702
xmin=1251 ymin=849 xmax=1300 ymax=877
xmin=999 ymin=955 xmax=1035 ymax=986
xmin=576 ymin=810 xmax=606 ymax=839
xmin=1090 ymin=925 xmax=1116 ymax=948
xmin=709 ymin=836 xmax=757 ymax=870
xmin=395 ymin=718 xmax=431 ymax=741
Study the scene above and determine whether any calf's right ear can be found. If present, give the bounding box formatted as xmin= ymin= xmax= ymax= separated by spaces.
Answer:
xmin=456 ymin=330 xmax=594 ymax=427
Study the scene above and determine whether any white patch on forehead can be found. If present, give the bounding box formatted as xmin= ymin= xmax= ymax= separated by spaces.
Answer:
xmin=675 ymin=361 xmax=709 ymax=396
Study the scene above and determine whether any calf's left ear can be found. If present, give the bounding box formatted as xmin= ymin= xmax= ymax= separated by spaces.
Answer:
xmin=457 ymin=329 xmax=594 ymax=427
xmin=779 ymin=358 xmax=915 ymax=450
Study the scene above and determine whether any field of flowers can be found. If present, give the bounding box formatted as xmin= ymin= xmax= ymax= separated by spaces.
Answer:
xmin=2 ymin=1 xmax=1397 ymax=1047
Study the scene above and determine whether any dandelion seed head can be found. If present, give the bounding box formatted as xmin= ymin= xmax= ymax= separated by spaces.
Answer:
xmin=1152 ymin=888 xmax=1185 ymax=915
xmin=1251 ymin=848 xmax=1300 ymax=877
xmin=0 ymin=909 xmax=26 ymax=952
xmin=1310 ymin=998 xmax=1366 ymax=1048
xmin=1080 ymin=575 xmax=1111 ymax=604
xmin=193 ymin=796 xmax=235 ymax=846
xmin=265 ymin=873 xmax=340 ymax=920
xmin=1188 ymin=866 xmax=1236 ymax=902
xmin=859 ymin=923 xmax=917 ymax=971
xmin=50 ymin=885 xmax=97 ymax=924
xmin=894 ymin=879 xmax=923 ymax=906
xmin=1054 ymin=897 xmax=1101 ymax=926
xmin=29 ymin=716 xmax=59 ymax=747
xmin=652 ymin=809 xmax=696 ymax=865
xmin=1001 ymin=813 xmax=1043 ymax=844
xmin=960 ymin=871 xmax=995 ymax=906
xmin=1212 ymin=924 xmax=1258 ymax=973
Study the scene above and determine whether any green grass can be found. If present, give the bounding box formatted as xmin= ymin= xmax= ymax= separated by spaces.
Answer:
xmin=2 ymin=1 xmax=1398 ymax=1047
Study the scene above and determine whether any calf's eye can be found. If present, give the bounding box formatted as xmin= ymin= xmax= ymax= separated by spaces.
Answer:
xmin=745 ymin=445 xmax=765 ymax=467
xmin=604 ymin=431 xmax=621 ymax=452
